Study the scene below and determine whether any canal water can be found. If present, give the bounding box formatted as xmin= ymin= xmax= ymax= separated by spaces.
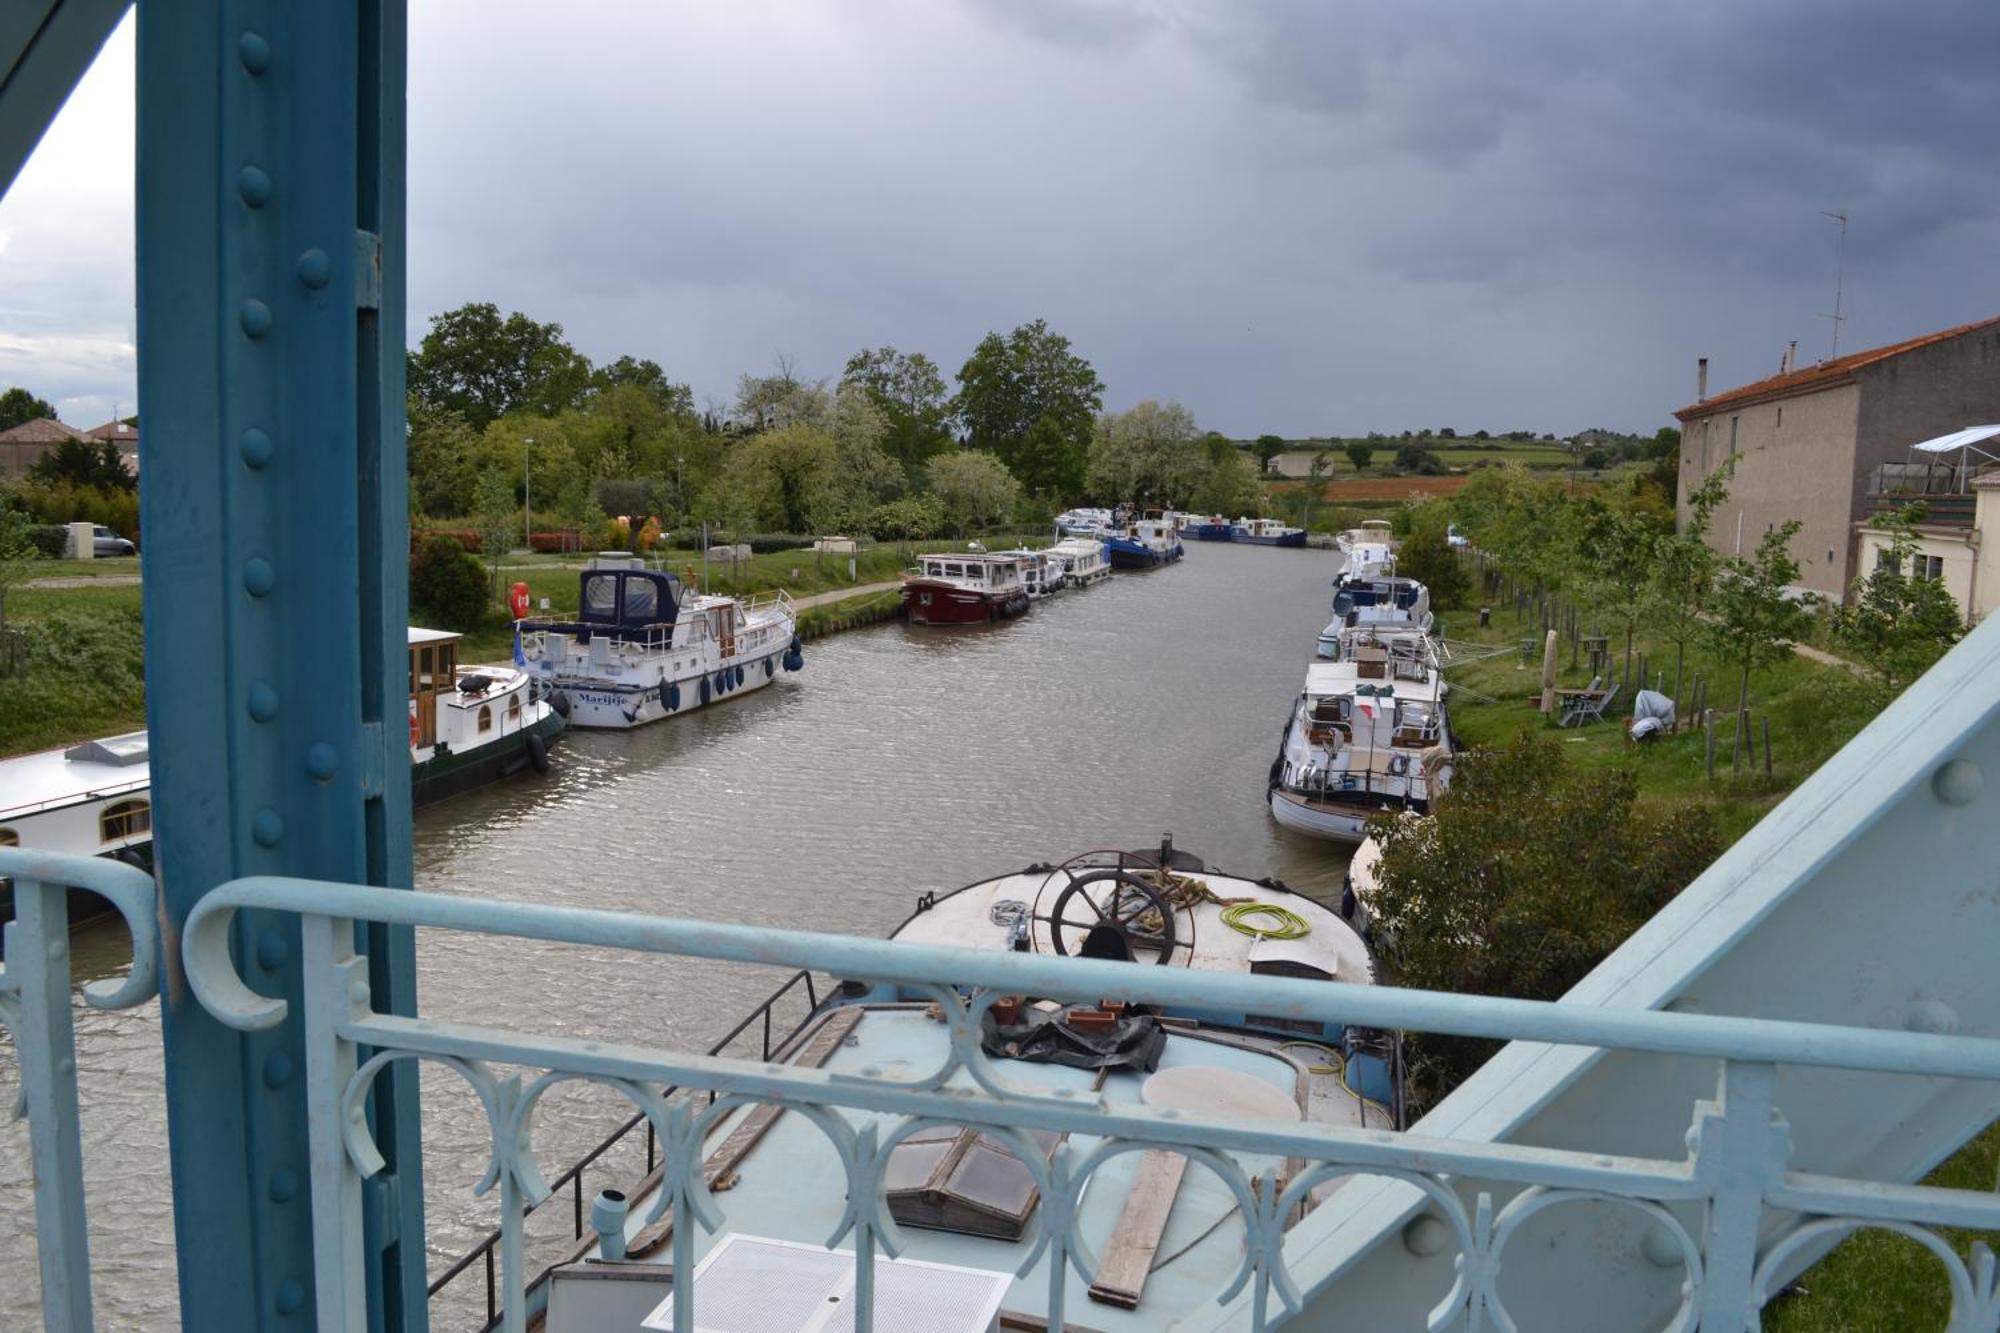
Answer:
xmin=1 ymin=541 xmax=1354 ymax=1329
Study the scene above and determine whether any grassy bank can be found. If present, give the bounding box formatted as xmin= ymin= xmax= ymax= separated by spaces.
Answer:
xmin=0 ymin=583 xmax=148 ymax=754
xmin=1430 ymin=595 xmax=1997 ymax=1323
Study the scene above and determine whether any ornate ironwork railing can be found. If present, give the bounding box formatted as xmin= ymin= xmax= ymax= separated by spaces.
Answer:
xmin=171 ymin=874 xmax=2000 ymax=1333
xmin=0 ymin=848 xmax=159 ymax=1333
xmin=424 ymin=968 xmax=822 ymax=1328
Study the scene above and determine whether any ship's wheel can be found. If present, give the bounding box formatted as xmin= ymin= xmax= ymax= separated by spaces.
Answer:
xmin=1033 ymin=867 xmax=1191 ymax=965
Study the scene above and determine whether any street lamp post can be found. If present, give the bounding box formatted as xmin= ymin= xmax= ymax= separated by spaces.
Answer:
xmin=523 ymin=435 xmax=535 ymax=550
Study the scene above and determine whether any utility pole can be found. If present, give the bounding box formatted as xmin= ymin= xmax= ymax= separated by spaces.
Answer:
xmin=523 ymin=434 xmax=535 ymax=549
xmin=1818 ymin=210 xmax=1848 ymax=359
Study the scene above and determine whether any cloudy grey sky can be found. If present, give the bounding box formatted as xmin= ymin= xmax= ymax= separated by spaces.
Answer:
xmin=4 ymin=1 xmax=1997 ymax=437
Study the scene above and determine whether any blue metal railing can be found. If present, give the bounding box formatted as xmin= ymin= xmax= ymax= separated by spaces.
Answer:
xmin=168 ymin=873 xmax=2000 ymax=1333
xmin=0 ymin=848 xmax=158 ymax=1333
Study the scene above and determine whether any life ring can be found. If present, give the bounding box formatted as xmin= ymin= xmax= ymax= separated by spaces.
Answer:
xmin=526 ymin=732 xmax=550 ymax=774
xmin=699 ymin=675 xmax=712 ymax=706
xmin=408 ymin=700 xmax=420 ymax=747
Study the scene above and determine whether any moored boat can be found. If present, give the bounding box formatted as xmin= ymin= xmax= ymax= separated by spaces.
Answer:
xmin=1049 ymin=535 xmax=1111 ymax=586
xmin=1229 ymin=516 xmax=1308 ymax=547
xmin=1325 ymin=573 xmax=1433 ymax=637
xmin=1183 ymin=513 xmax=1234 ymax=541
xmin=1054 ymin=506 xmax=1114 ymax=538
xmin=1104 ymin=514 xmax=1184 ymax=569
xmin=1267 ymin=647 xmax=1453 ymax=844
xmin=903 ymin=550 xmax=1034 ymax=624
xmin=0 ymin=733 xmax=154 ymax=934
xmin=532 ymin=841 xmax=1401 ymax=1331
xmin=519 ymin=554 xmax=802 ymax=729
xmin=992 ymin=546 xmax=1068 ymax=599
xmin=1334 ymin=519 xmax=1396 ymax=555
xmin=408 ymin=628 xmax=565 ymax=806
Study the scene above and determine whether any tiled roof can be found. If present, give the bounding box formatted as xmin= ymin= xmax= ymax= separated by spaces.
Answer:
xmin=85 ymin=419 xmax=137 ymax=442
xmin=0 ymin=416 xmax=88 ymax=444
xmin=1675 ymin=314 xmax=2000 ymax=421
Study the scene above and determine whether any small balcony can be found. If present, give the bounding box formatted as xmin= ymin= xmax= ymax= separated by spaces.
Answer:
xmin=1867 ymin=462 xmax=1986 ymax=526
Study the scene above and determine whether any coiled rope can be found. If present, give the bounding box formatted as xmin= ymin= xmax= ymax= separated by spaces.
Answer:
xmin=1219 ymin=901 xmax=1311 ymax=940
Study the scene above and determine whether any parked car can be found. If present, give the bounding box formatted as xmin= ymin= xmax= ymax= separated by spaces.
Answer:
xmin=92 ymin=525 xmax=136 ymax=557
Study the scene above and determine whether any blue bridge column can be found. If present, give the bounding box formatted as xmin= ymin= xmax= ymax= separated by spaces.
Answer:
xmin=136 ymin=3 xmax=424 ymax=1329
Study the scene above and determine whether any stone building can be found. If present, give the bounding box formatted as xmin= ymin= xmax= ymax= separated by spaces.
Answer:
xmin=1674 ymin=314 xmax=2000 ymax=598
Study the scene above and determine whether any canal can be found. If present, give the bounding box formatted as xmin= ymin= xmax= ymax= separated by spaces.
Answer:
xmin=1 ymin=540 xmax=1355 ymax=1329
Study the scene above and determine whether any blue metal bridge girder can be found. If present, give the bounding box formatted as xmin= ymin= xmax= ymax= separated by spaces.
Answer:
xmin=136 ymin=3 xmax=422 ymax=1329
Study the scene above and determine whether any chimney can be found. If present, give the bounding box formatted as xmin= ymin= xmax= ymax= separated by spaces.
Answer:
xmin=1787 ymin=339 xmax=1798 ymax=375
xmin=1697 ymin=358 xmax=1709 ymax=403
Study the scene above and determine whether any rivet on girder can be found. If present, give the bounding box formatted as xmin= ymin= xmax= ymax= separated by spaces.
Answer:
xmin=237 ymin=166 xmax=273 ymax=208
xmin=252 ymin=808 xmax=285 ymax=847
xmin=275 ymin=1277 xmax=305 ymax=1315
xmin=262 ymin=1051 xmax=295 ymax=1089
xmin=1933 ymin=758 xmax=1983 ymax=807
xmin=306 ymin=742 xmax=338 ymax=781
xmin=238 ymin=31 xmax=272 ymax=75
xmin=269 ymin=1168 xmax=300 ymax=1203
xmin=243 ymin=557 xmax=276 ymax=597
xmin=240 ymin=299 xmax=273 ymax=339
xmin=296 ymin=248 xmax=331 ymax=289
xmin=240 ymin=427 xmax=273 ymax=469
xmin=248 ymin=681 xmax=280 ymax=722
xmin=256 ymin=930 xmax=289 ymax=971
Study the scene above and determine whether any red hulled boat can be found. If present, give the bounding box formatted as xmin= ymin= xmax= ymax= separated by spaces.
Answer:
xmin=901 ymin=551 xmax=1033 ymax=625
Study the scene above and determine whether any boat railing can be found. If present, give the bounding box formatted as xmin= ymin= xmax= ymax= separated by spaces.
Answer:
xmin=423 ymin=968 xmax=822 ymax=1331
xmin=737 ymin=587 xmax=796 ymax=623
xmin=0 ymin=848 xmax=159 ymax=1331
xmin=95 ymin=869 xmax=1999 ymax=1333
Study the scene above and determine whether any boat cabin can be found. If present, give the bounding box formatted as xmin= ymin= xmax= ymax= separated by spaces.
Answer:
xmin=407 ymin=628 xmax=459 ymax=750
xmin=576 ymin=555 xmax=682 ymax=635
xmin=911 ymin=552 xmax=1029 ymax=590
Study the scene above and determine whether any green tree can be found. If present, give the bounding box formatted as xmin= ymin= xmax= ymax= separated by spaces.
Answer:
xmin=1344 ymin=442 xmax=1373 ymax=473
xmin=28 ymin=437 xmax=133 ymax=492
xmin=1371 ymin=732 xmax=1719 ymax=1097
xmin=406 ymin=401 xmax=482 ymax=518
xmin=842 ymin=346 xmax=955 ymax=479
xmin=472 ymin=468 xmax=518 ymax=602
xmin=409 ymin=534 xmax=490 ymax=632
xmin=0 ymin=491 xmax=43 ymax=628
xmin=1011 ymin=412 xmax=1086 ymax=500
xmin=952 ymin=320 xmax=1103 ymax=483
xmin=724 ymin=425 xmax=840 ymax=532
xmin=1252 ymin=434 xmax=1285 ymax=474
xmin=1645 ymin=465 xmax=1727 ymax=703
xmin=591 ymin=356 xmax=695 ymax=417
xmin=1190 ymin=450 xmax=1264 ymax=517
xmin=927 ymin=450 xmax=1021 ymax=536
xmin=1831 ymin=506 xmax=1965 ymax=689
xmin=1086 ymin=401 xmax=1206 ymax=507
xmin=1577 ymin=503 xmax=1658 ymax=681
xmin=1397 ymin=519 xmax=1469 ymax=610
xmin=865 ymin=494 xmax=947 ymax=542
xmin=734 ymin=354 xmax=827 ymax=433
xmin=1201 ymin=431 xmax=1235 ymax=466
xmin=0 ymin=387 xmax=57 ymax=432
xmin=409 ymin=302 xmax=594 ymax=429
xmin=1704 ymin=519 xmax=1814 ymax=733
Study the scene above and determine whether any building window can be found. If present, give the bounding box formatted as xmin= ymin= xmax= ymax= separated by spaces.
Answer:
xmin=101 ymin=799 xmax=151 ymax=843
xmin=477 ymin=705 xmax=492 ymax=733
xmin=1919 ymin=555 xmax=1944 ymax=581
xmin=1876 ymin=549 xmax=1901 ymax=575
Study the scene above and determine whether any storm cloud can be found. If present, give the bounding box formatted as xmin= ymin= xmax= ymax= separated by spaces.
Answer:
xmin=3 ymin=1 xmax=1996 ymax=435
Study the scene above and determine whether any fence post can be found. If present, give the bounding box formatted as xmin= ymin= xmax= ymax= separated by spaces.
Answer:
xmin=1763 ymin=715 xmax=1774 ymax=777
xmin=1705 ymin=711 xmax=1716 ymax=779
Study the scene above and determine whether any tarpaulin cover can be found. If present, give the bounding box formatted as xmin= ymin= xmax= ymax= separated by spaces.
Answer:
xmin=980 ymin=1008 xmax=1168 ymax=1073
xmin=1634 ymin=689 xmax=1676 ymax=726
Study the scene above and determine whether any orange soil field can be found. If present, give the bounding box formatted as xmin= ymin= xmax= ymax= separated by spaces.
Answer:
xmin=1276 ymin=475 xmax=1474 ymax=501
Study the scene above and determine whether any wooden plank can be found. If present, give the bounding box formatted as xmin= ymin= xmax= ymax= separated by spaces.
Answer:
xmin=620 ymin=1005 xmax=864 ymax=1259
xmin=1086 ymin=1150 xmax=1189 ymax=1310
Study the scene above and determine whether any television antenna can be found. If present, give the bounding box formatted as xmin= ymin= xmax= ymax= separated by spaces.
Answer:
xmin=1818 ymin=210 xmax=1848 ymax=359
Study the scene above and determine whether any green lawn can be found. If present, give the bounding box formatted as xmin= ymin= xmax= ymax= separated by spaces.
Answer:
xmin=0 ymin=583 xmax=148 ymax=754
xmin=15 ymin=555 xmax=144 ymax=580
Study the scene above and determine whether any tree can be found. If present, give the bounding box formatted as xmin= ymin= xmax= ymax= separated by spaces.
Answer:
xmin=952 ymin=320 xmax=1103 ymax=486
xmin=865 ymin=494 xmax=947 ymax=542
xmin=1394 ymin=443 xmax=1442 ymax=475
xmin=408 ymin=302 xmax=594 ymax=429
xmin=1703 ymin=519 xmax=1815 ymax=741
xmin=1190 ymin=450 xmax=1264 ymax=517
xmin=1344 ymin=442 xmax=1373 ymax=473
xmin=1201 ymin=431 xmax=1235 ymax=466
xmin=406 ymin=401 xmax=482 ymax=518
xmin=1085 ymin=401 xmax=1206 ymax=507
xmin=472 ymin=468 xmax=517 ymax=602
xmin=592 ymin=356 xmax=695 ymax=417
xmin=0 ymin=491 xmax=43 ymax=628
xmin=409 ymin=534 xmax=491 ymax=632
xmin=1012 ymin=413 xmax=1087 ymax=500
xmin=842 ymin=347 xmax=955 ymax=479
xmin=1370 ymin=732 xmax=1719 ymax=1097
xmin=734 ymin=354 xmax=828 ymax=433
xmin=1830 ymin=506 xmax=1965 ymax=689
xmin=1397 ymin=519 xmax=1469 ymax=610
xmin=29 ymin=437 xmax=133 ymax=491
xmin=927 ymin=451 xmax=1021 ymax=536
xmin=1576 ymin=502 xmax=1659 ymax=682
xmin=1645 ymin=465 xmax=1727 ymax=706
xmin=1252 ymin=434 xmax=1285 ymax=474
xmin=724 ymin=425 xmax=840 ymax=532
xmin=0 ymin=387 xmax=57 ymax=432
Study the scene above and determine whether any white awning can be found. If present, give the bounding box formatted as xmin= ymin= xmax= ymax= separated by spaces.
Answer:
xmin=1909 ymin=425 xmax=2000 ymax=454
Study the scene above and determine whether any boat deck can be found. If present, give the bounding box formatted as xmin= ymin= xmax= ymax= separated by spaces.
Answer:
xmin=606 ymin=1005 xmax=1384 ymax=1329
xmin=0 ymin=734 xmax=151 ymax=822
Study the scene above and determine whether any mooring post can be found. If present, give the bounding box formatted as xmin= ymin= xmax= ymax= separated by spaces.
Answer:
xmin=1705 ymin=711 xmax=1716 ymax=779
